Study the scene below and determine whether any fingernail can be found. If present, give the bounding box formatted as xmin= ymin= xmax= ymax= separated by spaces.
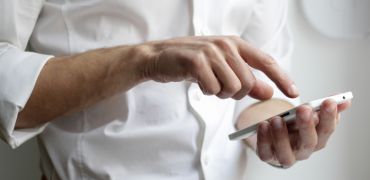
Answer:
xmin=272 ymin=117 xmax=283 ymax=129
xmin=326 ymin=104 xmax=336 ymax=113
xmin=298 ymin=110 xmax=310 ymax=122
xmin=289 ymin=84 xmax=299 ymax=97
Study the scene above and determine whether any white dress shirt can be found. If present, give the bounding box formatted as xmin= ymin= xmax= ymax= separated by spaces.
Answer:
xmin=0 ymin=0 xmax=298 ymax=179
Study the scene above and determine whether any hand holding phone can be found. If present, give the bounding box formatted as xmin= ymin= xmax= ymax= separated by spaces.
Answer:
xmin=229 ymin=91 xmax=353 ymax=141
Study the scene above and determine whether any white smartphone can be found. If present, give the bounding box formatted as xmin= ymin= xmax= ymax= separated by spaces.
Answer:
xmin=228 ymin=91 xmax=353 ymax=141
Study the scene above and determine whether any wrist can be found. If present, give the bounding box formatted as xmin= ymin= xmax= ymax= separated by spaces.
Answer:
xmin=128 ymin=43 xmax=157 ymax=83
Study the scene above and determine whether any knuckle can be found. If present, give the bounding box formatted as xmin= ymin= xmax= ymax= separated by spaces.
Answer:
xmin=297 ymin=154 xmax=310 ymax=161
xmin=213 ymin=37 xmax=233 ymax=50
xmin=259 ymin=154 xmax=273 ymax=162
xmin=241 ymin=78 xmax=256 ymax=93
xmin=191 ymin=50 xmax=204 ymax=61
xmin=232 ymin=92 xmax=246 ymax=100
xmin=201 ymin=42 xmax=218 ymax=54
xmin=190 ymin=52 xmax=207 ymax=69
xmin=297 ymin=105 xmax=312 ymax=114
xmin=302 ymin=118 xmax=314 ymax=127
xmin=260 ymin=53 xmax=277 ymax=67
xmin=227 ymin=35 xmax=241 ymax=42
xmin=217 ymin=93 xmax=229 ymax=99
xmin=258 ymin=150 xmax=273 ymax=162
xmin=208 ymin=85 xmax=221 ymax=95
xmin=302 ymin=141 xmax=318 ymax=150
xmin=315 ymin=143 xmax=326 ymax=151
xmin=223 ymin=81 xmax=242 ymax=95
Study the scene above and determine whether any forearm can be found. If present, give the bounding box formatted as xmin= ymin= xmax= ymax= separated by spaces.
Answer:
xmin=16 ymin=35 xmax=299 ymax=129
xmin=16 ymin=45 xmax=147 ymax=129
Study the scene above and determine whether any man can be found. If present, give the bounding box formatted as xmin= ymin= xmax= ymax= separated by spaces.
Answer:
xmin=0 ymin=0 xmax=351 ymax=179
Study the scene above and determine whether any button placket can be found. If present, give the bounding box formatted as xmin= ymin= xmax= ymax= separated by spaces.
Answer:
xmin=187 ymin=83 xmax=209 ymax=179
xmin=192 ymin=0 xmax=206 ymax=36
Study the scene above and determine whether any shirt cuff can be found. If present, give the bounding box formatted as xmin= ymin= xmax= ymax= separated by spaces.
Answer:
xmin=0 ymin=43 xmax=52 ymax=149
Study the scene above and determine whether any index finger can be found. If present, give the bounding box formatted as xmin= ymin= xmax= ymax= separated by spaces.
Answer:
xmin=232 ymin=37 xmax=299 ymax=98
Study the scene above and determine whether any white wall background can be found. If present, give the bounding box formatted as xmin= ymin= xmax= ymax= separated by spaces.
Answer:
xmin=245 ymin=0 xmax=370 ymax=179
xmin=0 ymin=0 xmax=369 ymax=179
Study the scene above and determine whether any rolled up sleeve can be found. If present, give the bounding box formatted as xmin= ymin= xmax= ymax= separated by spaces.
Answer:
xmin=234 ymin=0 xmax=300 ymax=122
xmin=0 ymin=0 xmax=52 ymax=148
xmin=0 ymin=44 xmax=51 ymax=148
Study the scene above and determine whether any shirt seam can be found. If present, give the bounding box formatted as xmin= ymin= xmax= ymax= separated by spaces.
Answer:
xmin=77 ymin=110 xmax=87 ymax=180
xmin=60 ymin=2 xmax=85 ymax=180
xmin=60 ymin=3 xmax=72 ymax=55
xmin=187 ymin=84 xmax=207 ymax=180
